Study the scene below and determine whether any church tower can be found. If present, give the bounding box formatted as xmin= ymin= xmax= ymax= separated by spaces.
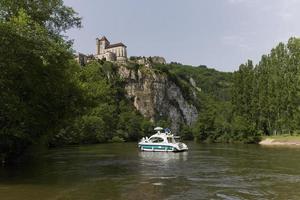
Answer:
xmin=96 ymin=36 xmax=109 ymax=55
xmin=95 ymin=36 xmax=127 ymax=62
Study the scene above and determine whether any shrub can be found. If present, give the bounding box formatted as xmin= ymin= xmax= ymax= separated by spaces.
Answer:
xmin=110 ymin=136 xmax=125 ymax=143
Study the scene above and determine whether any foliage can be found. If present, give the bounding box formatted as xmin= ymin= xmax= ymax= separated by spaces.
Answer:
xmin=152 ymin=62 xmax=259 ymax=143
xmin=189 ymin=37 xmax=300 ymax=143
xmin=110 ymin=136 xmax=125 ymax=143
xmin=0 ymin=0 xmax=81 ymax=34
xmin=50 ymin=61 xmax=154 ymax=145
xmin=153 ymin=63 xmax=233 ymax=103
xmin=0 ymin=6 xmax=82 ymax=161
xmin=232 ymin=37 xmax=300 ymax=137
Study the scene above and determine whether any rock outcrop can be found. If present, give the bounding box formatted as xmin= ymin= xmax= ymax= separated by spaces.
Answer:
xmin=130 ymin=56 xmax=166 ymax=66
xmin=118 ymin=65 xmax=198 ymax=133
xmin=151 ymin=56 xmax=166 ymax=64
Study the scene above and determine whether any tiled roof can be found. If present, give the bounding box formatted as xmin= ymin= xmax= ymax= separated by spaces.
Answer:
xmin=99 ymin=36 xmax=108 ymax=42
xmin=107 ymin=43 xmax=127 ymax=48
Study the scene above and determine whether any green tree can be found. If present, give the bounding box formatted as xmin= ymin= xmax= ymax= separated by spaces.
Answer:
xmin=0 ymin=2 xmax=82 ymax=162
xmin=0 ymin=0 xmax=81 ymax=34
xmin=232 ymin=37 xmax=300 ymax=137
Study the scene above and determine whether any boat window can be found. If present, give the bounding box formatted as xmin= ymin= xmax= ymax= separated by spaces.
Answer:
xmin=174 ymin=137 xmax=181 ymax=143
xmin=150 ymin=137 xmax=164 ymax=143
xmin=167 ymin=137 xmax=173 ymax=143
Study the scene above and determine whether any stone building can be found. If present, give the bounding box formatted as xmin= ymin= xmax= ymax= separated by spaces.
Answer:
xmin=75 ymin=53 xmax=94 ymax=66
xmin=75 ymin=53 xmax=87 ymax=66
xmin=95 ymin=36 xmax=127 ymax=62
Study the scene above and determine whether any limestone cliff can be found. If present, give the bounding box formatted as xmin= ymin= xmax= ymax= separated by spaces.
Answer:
xmin=118 ymin=65 xmax=198 ymax=133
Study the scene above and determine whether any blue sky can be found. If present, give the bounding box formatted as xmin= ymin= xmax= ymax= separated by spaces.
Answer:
xmin=65 ymin=0 xmax=300 ymax=72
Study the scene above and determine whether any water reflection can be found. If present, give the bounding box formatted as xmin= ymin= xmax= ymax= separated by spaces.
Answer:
xmin=139 ymin=151 xmax=188 ymax=162
xmin=138 ymin=151 xmax=188 ymax=179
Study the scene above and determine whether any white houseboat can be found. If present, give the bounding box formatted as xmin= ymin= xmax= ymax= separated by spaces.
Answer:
xmin=138 ymin=127 xmax=188 ymax=152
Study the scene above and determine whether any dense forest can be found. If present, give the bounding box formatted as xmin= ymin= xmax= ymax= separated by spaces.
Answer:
xmin=192 ymin=38 xmax=300 ymax=143
xmin=232 ymin=38 xmax=300 ymax=137
xmin=0 ymin=0 xmax=83 ymax=162
xmin=1 ymin=0 xmax=300 ymax=163
xmin=51 ymin=60 xmax=234 ymax=146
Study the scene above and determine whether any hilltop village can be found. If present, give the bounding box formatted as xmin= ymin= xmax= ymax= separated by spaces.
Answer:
xmin=75 ymin=36 xmax=166 ymax=66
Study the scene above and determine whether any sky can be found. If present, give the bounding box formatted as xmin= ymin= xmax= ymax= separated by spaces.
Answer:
xmin=64 ymin=0 xmax=300 ymax=72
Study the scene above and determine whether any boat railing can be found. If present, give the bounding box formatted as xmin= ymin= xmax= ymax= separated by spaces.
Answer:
xmin=140 ymin=137 xmax=149 ymax=143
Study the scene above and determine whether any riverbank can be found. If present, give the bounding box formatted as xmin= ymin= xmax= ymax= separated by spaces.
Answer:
xmin=259 ymin=135 xmax=300 ymax=146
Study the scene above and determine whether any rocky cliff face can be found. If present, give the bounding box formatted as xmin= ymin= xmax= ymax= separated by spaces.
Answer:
xmin=118 ymin=65 xmax=198 ymax=133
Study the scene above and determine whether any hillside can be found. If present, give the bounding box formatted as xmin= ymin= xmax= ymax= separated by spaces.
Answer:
xmin=52 ymin=38 xmax=300 ymax=146
xmin=49 ymin=59 xmax=234 ymax=146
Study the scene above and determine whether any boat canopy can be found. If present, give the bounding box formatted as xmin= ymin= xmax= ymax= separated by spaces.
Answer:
xmin=165 ymin=128 xmax=171 ymax=133
xmin=154 ymin=127 xmax=163 ymax=131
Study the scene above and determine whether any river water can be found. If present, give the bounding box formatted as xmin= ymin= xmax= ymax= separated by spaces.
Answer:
xmin=1 ymin=142 xmax=300 ymax=200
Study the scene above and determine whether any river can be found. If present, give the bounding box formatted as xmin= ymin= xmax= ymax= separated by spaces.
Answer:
xmin=1 ymin=142 xmax=300 ymax=200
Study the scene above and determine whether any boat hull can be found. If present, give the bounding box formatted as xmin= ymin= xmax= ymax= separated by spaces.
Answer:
xmin=138 ymin=144 xmax=188 ymax=152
